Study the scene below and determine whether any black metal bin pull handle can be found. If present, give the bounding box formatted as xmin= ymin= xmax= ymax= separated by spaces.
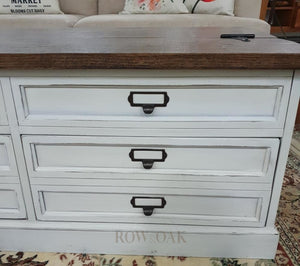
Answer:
xmin=129 ymin=149 xmax=167 ymax=169
xmin=128 ymin=91 xmax=169 ymax=114
xmin=130 ymin=197 xmax=167 ymax=216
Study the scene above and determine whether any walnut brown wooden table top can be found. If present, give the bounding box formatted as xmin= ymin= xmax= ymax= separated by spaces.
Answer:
xmin=1 ymin=27 xmax=300 ymax=70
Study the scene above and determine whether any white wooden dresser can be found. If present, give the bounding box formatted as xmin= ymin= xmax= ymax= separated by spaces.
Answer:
xmin=0 ymin=28 xmax=299 ymax=259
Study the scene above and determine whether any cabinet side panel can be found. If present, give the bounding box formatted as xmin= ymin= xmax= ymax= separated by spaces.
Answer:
xmin=266 ymin=70 xmax=300 ymax=226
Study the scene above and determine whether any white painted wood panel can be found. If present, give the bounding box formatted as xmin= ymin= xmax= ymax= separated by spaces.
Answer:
xmin=1 ymin=78 xmax=36 ymax=220
xmin=18 ymin=125 xmax=284 ymax=138
xmin=266 ymin=70 xmax=300 ymax=226
xmin=0 ymin=184 xmax=26 ymax=219
xmin=0 ymin=226 xmax=279 ymax=259
xmin=0 ymin=219 xmax=279 ymax=233
xmin=0 ymin=135 xmax=18 ymax=179
xmin=0 ymin=81 xmax=8 ymax=125
xmin=28 ymin=177 xmax=273 ymax=191
xmin=11 ymin=76 xmax=291 ymax=129
xmin=22 ymin=136 xmax=279 ymax=183
xmin=32 ymin=185 xmax=270 ymax=227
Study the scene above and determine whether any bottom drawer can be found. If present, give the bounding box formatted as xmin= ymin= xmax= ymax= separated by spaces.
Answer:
xmin=33 ymin=185 xmax=270 ymax=227
xmin=0 ymin=184 xmax=26 ymax=219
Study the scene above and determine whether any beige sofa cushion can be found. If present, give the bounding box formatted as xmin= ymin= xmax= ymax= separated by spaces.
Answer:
xmin=74 ymin=14 xmax=270 ymax=33
xmin=98 ymin=0 xmax=263 ymax=18
xmin=59 ymin=0 xmax=98 ymax=16
xmin=0 ymin=14 xmax=82 ymax=28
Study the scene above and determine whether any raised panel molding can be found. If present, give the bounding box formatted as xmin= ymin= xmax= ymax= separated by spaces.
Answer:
xmin=11 ymin=76 xmax=291 ymax=129
xmin=0 ymin=135 xmax=19 ymax=179
xmin=32 ymin=185 xmax=270 ymax=227
xmin=0 ymin=81 xmax=8 ymax=126
xmin=22 ymin=136 xmax=279 ymax=184
xmin=0 ymin=184 xmax=26 ymax=219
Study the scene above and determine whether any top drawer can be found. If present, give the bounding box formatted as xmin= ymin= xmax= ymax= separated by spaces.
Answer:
xmin=0 ymin=82 xmax=8 ymax=126
xmin=11 ymin=76 xmax=291 ymax=129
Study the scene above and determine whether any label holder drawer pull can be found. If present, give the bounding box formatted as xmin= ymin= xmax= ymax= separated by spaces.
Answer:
xmin=130 ymin=196 xmax=167 ymax=216
xmin=129 ymin=149 xmax=167 ymax=169
xmin=128 ymin=91 xmax=170 ymax=114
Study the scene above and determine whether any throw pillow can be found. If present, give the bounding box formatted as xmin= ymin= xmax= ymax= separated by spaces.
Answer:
xmin=121 ymin=0 xmax=189 ymax=14
xmin=184 ymin=0 xmax=235 ymax=16
xmin=0 ymin=0 xmax=63 ymax=14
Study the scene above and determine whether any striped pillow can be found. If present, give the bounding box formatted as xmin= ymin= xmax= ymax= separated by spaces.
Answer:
xmin=184 ymin=0 xmax=235 ymax=16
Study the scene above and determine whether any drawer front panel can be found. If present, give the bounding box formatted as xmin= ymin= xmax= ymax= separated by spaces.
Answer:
xmin=0 ymin=136 xmax=18 ymax=178
xmin=0 ymin=83 xmax=8 ymax=125
xmin=33 ymin=186 xmax=270 ymax=227
xmin=12 ymin=76 xmax=291 ymax=129
xmin=23 ymin=136 xmax=279 ymax=183
xmin=0 ymin=184 xmax=26 ymax=219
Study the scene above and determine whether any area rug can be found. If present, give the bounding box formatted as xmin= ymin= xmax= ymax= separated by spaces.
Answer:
xmin=275 ymin=150 xmax=300 ymax=265
xmin=0 ymin=252 xmax=276 ymax=266
xmin=1 ymin=144 xmax=300 ymax=266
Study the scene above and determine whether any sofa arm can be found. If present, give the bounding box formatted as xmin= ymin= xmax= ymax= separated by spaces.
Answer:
xmin=235 ymin=0 xmax=263 ymax=19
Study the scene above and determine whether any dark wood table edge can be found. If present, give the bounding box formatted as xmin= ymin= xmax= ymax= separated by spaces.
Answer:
xmin=1 ymin=53 xmax=299 ymax=70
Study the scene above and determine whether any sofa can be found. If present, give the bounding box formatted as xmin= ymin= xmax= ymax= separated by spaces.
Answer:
xmin=0 ymin=0 xmax=271 ymax=33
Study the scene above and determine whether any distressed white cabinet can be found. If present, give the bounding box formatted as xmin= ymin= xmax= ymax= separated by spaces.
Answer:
xmin=0 ymin=70 xmax=299 ymax=259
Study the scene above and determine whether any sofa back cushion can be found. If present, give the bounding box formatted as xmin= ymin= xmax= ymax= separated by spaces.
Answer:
xmin=234 ymin=0 xmax=262 ymax=18
xmin=98 ymin=0 xmax=125 ymax=14
xmin=59 ymin=0 xmax=98 ymax=16
xmin=98 ymin=0 xmax=262 ymax=18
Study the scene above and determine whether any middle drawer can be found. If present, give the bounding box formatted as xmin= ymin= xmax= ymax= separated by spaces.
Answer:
xmin=22 ymin=136 xmax=279 ymax=183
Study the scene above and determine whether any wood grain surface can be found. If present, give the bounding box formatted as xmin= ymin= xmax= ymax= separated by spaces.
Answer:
xmin=1 ymin=27 xmax=300 ymax=69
